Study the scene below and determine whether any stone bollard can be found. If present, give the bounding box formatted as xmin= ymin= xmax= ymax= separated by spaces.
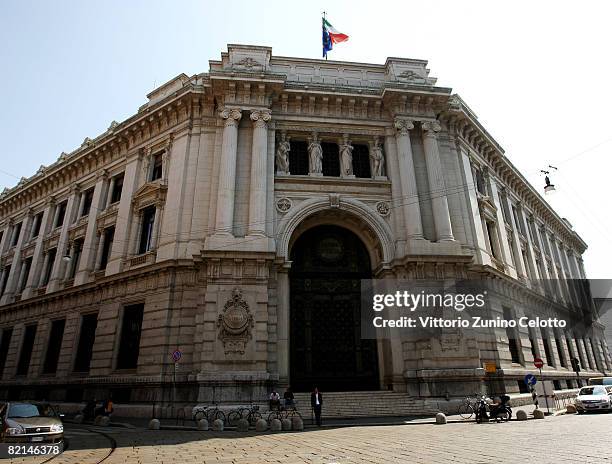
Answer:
xmin=197 ymin=419 xmax=209 ymax=431
xmin=533 ymin=409 xmax=545 ymax=419
xmin=148 ymin=419 xmax=161 ymax=430
xmin=435 ymin=413 xmax=447 ymax=424
xmin=236 ymin=418 xmax=249 ymax=432
xmin=212 ymin=419 xmax=224 ymax=431
xmin=281 ymin=418 xmax=292 ymax=431
xmin=73 ymin=414 xmax=84 ymax=424
xmin=291 ymin=417 xmax=304 ymax=431
xmin=270 ymin=418 xmax=282 ymax=431
xmin=99 ymin=416 xmax=110 ymax=426
xmin=566 ymin=404 xmax=577 ymax=414
xmin=516 ymin=410 xmax=528 ymax=421
xmin=255 ymin=419 xmax=268 ymax=432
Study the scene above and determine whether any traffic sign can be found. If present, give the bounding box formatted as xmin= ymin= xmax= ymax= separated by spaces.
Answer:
xmin=172 ymin=350 xmax=182 ymax=362
xmin=524 ymin=374 xmax=537 ymax=387
xmin=533 ymin=357 xmax=544 ymax=369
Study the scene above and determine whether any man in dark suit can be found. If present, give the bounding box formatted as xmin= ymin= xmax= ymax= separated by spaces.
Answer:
xmin=311 ymin=387 xmax=323 ymax=426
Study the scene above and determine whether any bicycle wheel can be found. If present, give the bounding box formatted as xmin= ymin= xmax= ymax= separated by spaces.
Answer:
xmin=227 ymin=410 xmax=242 ymax=426
xmin=213 ymin=410 xmax=226 ymax=424
xmin=249 ymin=410 xmax=262 ymax=425
xmin=458 ymin=403 xmax=474 ymax=420
xmin=194 ymin=410 xmax=206 ymax=422
xmin=287 ymin=410 xmax=302 ymax=420
xmin=267 ymin=411 xmax=280 ymax=422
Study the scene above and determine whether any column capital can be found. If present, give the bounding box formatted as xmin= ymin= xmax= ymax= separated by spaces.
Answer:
xmin=96 ymin=168 xmax=109 ymax=181
xmin=422 ymin=120 xmax=442 ymax=134
xmin=219 ymin=108 xmax=242 ymax=126
xmin=393 ymin=118 xmax=415 ymax=135
xmin=250 ymin=109 xmax=271 ymax=127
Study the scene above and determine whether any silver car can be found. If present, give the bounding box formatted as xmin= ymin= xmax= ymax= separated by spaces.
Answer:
xmin=0 ymin=402 xmax=64 ymax=443
xmin=575 ymin=386 xmax=612 ymax=413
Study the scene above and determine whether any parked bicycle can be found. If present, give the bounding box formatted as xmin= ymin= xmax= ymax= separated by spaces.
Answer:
xmin=202 ymin=403 xmax=226 ymax=423
xmin=457 ymin=395 xmax=479 ymax=420
xmin=227 ymin=404 xmax=261 ymax=426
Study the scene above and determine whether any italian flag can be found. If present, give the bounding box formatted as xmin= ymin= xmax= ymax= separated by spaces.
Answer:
xmin=323 ymin=18 xmax=349 ymax=44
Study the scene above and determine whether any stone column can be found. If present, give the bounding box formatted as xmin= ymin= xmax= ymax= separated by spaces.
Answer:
xmin=75 ymin=171 xmax=107 ymax=285
xmin=393 ymin=118 xmax=423 ymax=240
xmin=0 ymin=214 xmax=31 ymax=305
xmin=16 ymin=259 xmax=28 ymax=294
xmin=248 ymin=110 xmax=271 ymax=236
xmin=47 ymin=189 xmax=78 ymax=292
xmin=94 ymin=229 xmax=106 ymax=271
xmin=149 ymin=203 xmax=163 ymax=250
xmin=277 ymin=262 xmax=291 ymax=385
xmin=421 ymin=121 xmax=454 ymax=241
xmin=22 ymin=201 xmax=54 ymax=298
xmin=105 ymin=176 xmax=116 ymax=208
xmin=37 ymin=252 xmax=50 ymax=288
xmin=214 ymin=108 xmax=242 ymax=236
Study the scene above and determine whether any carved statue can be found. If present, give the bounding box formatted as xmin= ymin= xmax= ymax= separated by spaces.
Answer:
xmin=308 ymin=133 xmax=323 ymax=175
xmin=370 ymin=137 xmax=385 ymax=177
xmin=275 ymin=134 xmax=290 ymax=174
xmin=339 ymin=136 xmax=354 ymax=177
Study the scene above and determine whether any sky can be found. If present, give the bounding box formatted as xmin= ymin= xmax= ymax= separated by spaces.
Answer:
xmin=1 ymin=0 xmax=611 ymax=279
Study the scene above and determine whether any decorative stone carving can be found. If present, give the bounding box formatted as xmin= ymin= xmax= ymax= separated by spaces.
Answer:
xmin=275 ymin=132 xmax=290 ymax=174
xmin=422 ymin=120 xmax=442 ymax=134
xmin=219 ymin=108 xmax=242 ymax=127
xmin=307 ymin=132 xmax=323 ymax=176
xmin=275 ymin=197 xmax=292 ymax=213
xmin=393 ymin=118 xmax=415 ymax=135
xmin=250 ymin=109 xmax=271 ymax=127
xmin=376 ymin=201 xmax=390 ymax=217
xmin=369 ymin=137 xmax=385 ymax=178
xmin=234 ymin=57 xmax=259 ymax=70
xmin=339 ymin=134 xmax=354 ymax=177
xmin=217 ymin=288 xmax=254 ymax=355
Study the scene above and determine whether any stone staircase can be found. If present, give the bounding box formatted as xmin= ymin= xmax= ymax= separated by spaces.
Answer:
xmin=291 ymin=391 xmax=439 ymax=419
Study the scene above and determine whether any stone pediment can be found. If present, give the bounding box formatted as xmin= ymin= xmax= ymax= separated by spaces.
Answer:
xmin=132 ymin=181 xmax=167 ymax=210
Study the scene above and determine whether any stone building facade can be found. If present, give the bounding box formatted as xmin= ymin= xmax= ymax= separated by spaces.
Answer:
xmin=0 ymin=45 xmax=609 ymax=410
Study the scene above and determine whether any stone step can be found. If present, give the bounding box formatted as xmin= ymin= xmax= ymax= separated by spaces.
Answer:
xmin=287 ymin=391 xmax=438 ymax=418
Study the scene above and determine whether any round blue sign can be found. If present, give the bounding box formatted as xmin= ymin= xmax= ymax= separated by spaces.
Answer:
xmin=524 ymin=374 xmax=537 ymax=386
xmin=172 ymin=350 xmax=182 ymax=362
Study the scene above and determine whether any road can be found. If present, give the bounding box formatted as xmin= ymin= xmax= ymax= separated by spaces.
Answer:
xmin=7 ymin=412 xmax=612 ymax=463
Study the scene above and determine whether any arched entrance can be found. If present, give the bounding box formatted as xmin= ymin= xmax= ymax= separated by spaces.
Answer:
xmin=289 ymin=225 xmax=380 ymax=392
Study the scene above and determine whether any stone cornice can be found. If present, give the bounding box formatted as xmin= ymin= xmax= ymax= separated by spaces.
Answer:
xmin=440 ymin=95 xmax=587 ymax=254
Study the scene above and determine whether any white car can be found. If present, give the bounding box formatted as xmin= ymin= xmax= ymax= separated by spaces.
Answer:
xmin=575 ymin=386 xmax=612 ymax=413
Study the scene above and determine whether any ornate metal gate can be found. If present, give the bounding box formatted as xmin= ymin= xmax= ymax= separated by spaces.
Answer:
xmin=290 ymin=225 xmax=379 ymax=392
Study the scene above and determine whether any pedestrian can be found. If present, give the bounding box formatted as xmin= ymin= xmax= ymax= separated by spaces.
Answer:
xmin=269 ymin=390 xmax=281 ymax=411
xmin=102 ymin=395 xmax=114 ymax=417
xmin=311 ymin=387 xmax=323 ymax=426
xmin=283 ymin=386 xmax=295 ymax=410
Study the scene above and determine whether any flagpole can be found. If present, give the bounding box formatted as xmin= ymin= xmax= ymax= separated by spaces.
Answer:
xmin=322 ymin=11 xmax=328 ymax=60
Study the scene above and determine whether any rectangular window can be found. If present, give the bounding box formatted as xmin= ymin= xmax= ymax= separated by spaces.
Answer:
xmin=43 ymin=319 xmax=65 ymax=374
xmin=99 ymin=226 xmax=115 ymax=270
xmin=81 ymin=188 xmax=94 ymax=217
xmin=352 ymin=144 xmax=371 ymax=178
xmin=68 ymin=240 xmax=83 ymax=279
xmin=528 ymin=327 xmax=539 ymax=359
xmin=41 ymin=248 xmax=56 ymax=287
xmin=555 ymin=336 xmax=567 ymax=367
xmin=500 ymin=195 xmax=511 ymax=225
xmin=474 ymin=169 xmax=487 ymax=195
xmin=55 ymin=201 xmax=67 ymax=228
xmin=0 ymin=327 xmax=13 ymax=378
xmin=138 ymin=207 xmax=156 ymax=255
xmin=19 ymin=257 xmax=32 ymax=293
xmin=485 ymin=221 xmax=499 ymax=259
xmin=30 ymin=212 xmax=43 ymax=239
xmin=321 ymin=142 xmax=340 ymax=177
xmin=150 ymin=153 xmax=163 ymax=181
xmin=503 ymin=308 xmax=521 ymax=364
xmin=73 ymin=313 xmax=98 ymax=372
xmin=0 ymin=231 xmax=3 ymax=249
xmin=116 ymin=304 xmax=144 ymax=370
xmin=11 ymin=222 xmax=22 ymax=247
xmin=16 ymin=324 xmax=37 ymax=376
xmin=512 ymin=206 xmax=525 ymax=235
xmin=110 ymin=173 xmax=124 ymax=204
xmin=288 ymin=141 xmax=309 ymax=175
xmin=541 ymin=328 xmax=554 ymax=367
xmin=0 ymin=265 xmax=11 ymax=296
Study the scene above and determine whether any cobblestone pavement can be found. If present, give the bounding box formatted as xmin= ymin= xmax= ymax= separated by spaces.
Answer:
xmin=9 ymin=413 xmax=612 ymax=464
